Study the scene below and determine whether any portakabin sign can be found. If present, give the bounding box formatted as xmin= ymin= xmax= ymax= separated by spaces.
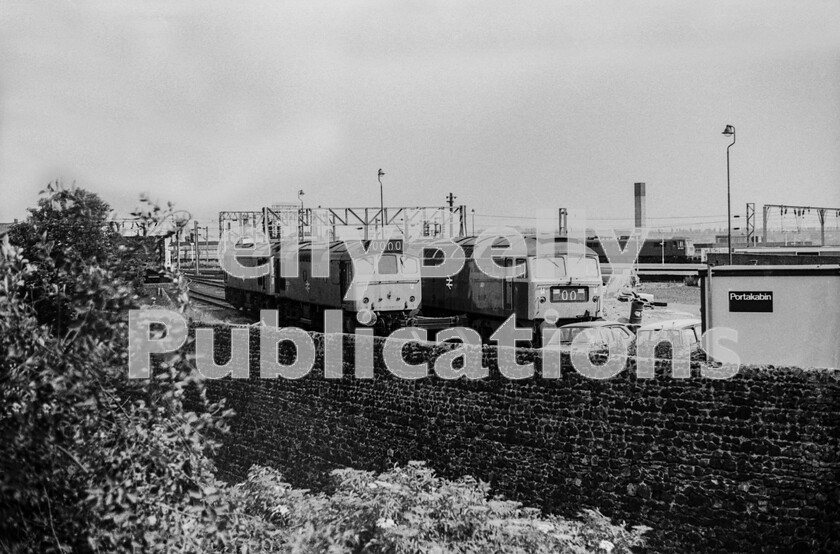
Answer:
xmin=729 ymin=291 xmax=773 ymax=313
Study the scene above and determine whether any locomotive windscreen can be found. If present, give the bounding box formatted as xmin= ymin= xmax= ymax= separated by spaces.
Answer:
xmin=378 ymin=254 xmax=398 ymax=275
xmin=565 ymin=256 xmax=600 ymax=277
xmin=531 ymin=257 xmax=566 ymax=279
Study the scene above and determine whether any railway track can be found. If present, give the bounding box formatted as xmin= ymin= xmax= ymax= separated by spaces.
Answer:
xmin=188 ymin=275 xmax=225 ymax=289
xmin=187 ymin=276 xmax=233 ymax=309
xmin=188 ymin=287 xmax=234 ymax=309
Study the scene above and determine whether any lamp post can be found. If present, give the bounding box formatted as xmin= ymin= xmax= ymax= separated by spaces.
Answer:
xmin=377 ymin=169 xmax=385 ymax=234
xmin=722 ymin=125 xmax=736 ymax=265
xmin=471 ymin=208 xmax=475 ymax=235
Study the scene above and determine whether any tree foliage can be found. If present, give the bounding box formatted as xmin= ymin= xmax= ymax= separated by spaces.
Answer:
xmin=6 ymin=182 xmax=164 ymax=331
xmin=1 ymin=185 xmax=649 ymax=553
xmin=8 ymin=182 xmax=115 ymax=264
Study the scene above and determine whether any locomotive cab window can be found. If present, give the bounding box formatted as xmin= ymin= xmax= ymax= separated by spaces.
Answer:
xmin=378 ymin=254 xmax=398 ymax=275
xmin=423 ymin=248 xmax=445 ymax=267
xmin=402 ymin=256 xmax=420 ymax=275
xmin=531 ymin=257 xmax=566 ymax=279
xmin=565 ymin=256 xmax=599 ymax=277
xmin=503 ymin=257 xmax=514 ymax=279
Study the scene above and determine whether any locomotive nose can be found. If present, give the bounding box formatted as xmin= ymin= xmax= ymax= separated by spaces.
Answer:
xmin=364 ymin=282 xmax=416 ymax=311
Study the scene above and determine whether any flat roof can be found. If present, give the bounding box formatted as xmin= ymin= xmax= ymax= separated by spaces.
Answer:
xmin=698 ymin=264 xmax=840 ymax=278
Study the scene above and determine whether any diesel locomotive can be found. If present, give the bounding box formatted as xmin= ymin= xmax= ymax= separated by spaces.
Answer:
xmin=419 ymin=235 xmax=604 ymax=344
xmin=224 ymin=238 xmax=422 ymax=333
xmin=587 ymin=236 xmax=698 ymax=264
xmin=222 ymin=232 xmax=604 ymax=344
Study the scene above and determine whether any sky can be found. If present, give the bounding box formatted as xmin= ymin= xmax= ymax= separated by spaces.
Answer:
xmin=2 ymin=0 xmax=840 ymax=233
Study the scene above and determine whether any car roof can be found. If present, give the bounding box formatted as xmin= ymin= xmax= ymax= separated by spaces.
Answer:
xmin=559 ymin=320 xmax=628 ymax=329
xmin=637 ymin=318 xmax=701 ymax=331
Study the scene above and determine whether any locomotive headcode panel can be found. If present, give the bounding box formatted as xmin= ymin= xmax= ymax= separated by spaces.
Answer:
xmin=550 ymin=286 xmax=589 ymax=302
xmin=364 ymin=238 xmax=403 ymax=254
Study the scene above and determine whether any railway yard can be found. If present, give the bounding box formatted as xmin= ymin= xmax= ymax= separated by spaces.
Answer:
xmin=4 ymin=3 xmax=840 ymax=552
xmin=160 ymin=189 xmax=839 ymax=361
xmin=169 ymin=200 xmax=835 ymax=363
xmin=8 ymin=192 xmax=839 ymax=553
xmin=184 ymin=274 xmax=701 ymax=330
xmin=7 ymin=163 xmax=840 ymax=554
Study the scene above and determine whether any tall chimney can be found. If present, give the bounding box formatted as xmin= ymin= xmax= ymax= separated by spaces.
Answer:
xmin=634 ymin=182 xmax=646 ymax=229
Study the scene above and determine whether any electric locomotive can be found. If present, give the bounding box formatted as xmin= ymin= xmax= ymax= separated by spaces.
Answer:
xmin=224 ymin=238 xmax=422 ymax=333
xmin=420 ymin=235 xmax=604 ymax=344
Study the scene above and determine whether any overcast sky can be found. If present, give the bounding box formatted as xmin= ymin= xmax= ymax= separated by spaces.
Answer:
xmin=2 ymin=1 xmax=839 ymax=231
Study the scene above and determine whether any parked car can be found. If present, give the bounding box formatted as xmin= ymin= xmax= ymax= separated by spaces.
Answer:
xmin=631 ymin=318 xmax=703 ymax=358
xmin=545 ymin=320 xmax=636 ymax=354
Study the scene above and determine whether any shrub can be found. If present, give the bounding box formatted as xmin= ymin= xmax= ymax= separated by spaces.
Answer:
xmin=1 ymin=185 xmax=233 ymax=552
xmin=232 ymin=462 xmax=649 ymax=553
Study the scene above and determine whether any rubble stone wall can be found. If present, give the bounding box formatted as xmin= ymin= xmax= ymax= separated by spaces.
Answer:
xmin=195 ymin=326 xmax=839 ymax=553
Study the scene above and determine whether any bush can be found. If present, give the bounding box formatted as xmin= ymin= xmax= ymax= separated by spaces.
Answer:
xmin=1 ymin=185 xmax=233 ymax=552
xmin=232 ymin=462 xmax=648 ymax=553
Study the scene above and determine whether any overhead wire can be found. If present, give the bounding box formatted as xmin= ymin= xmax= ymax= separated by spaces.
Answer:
xmin=476 ymin=213 xmax=728 ymax=221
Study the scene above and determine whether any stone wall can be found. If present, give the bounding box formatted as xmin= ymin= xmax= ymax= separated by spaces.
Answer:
xmin=193 ymin=326 xmax=840 ymax=553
